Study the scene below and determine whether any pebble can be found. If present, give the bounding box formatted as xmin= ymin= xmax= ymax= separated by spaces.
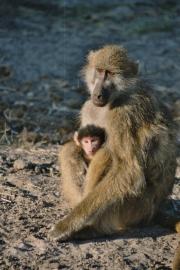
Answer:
xmin=17 ymin=242 xmax=33 ymax=251
xmin=175 ymin=166 xmax=180 ymax=179
xmin=13 ymin=159 xmax=26 ymax=171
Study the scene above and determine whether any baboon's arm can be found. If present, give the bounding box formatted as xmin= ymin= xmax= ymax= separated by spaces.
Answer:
xmin=84 ymin=147 xmax=112 ymax=195
xmin=59 ymin=141 xmax=86 ymax=207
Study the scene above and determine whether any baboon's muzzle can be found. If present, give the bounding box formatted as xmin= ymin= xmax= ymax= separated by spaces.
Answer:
xmin=92 ymin=89 xmax=108 ymax=107
xmin=92 ymin=74 xmax=109 ymax=107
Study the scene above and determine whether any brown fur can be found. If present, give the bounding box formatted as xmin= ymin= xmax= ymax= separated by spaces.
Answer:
xmin=176 ymin=222 xmax=180 ymax=233
xmin=50 ymin=45 xmax=176 ymax=241
xmin=59 ymin=141 xmax=86 ymax=207
xmin=86 ymin=45 xmax=138 ymax=76
xmin=173 ymin=245 xmax=180 ymax=270
xmin=77 ymin=125 xmax=106 ymax=143
xmin=60 ymin=125 xmax=106 ymax=207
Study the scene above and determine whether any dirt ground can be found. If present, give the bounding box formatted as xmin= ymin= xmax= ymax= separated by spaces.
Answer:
xmin=0 ymin=1 xmax=180 ymax=269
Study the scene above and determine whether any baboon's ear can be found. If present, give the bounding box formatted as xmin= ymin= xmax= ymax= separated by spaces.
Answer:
xmin=80 ymin=52 xmax=95 ymax=78
xmin=129 ymin=60 xmax=139 ymax=76
xmin=87 ymin=51 xmax=95 ymax=64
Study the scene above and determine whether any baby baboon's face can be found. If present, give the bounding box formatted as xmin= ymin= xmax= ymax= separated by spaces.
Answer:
xmin=81 ymin=136 xmax=102 ymax=159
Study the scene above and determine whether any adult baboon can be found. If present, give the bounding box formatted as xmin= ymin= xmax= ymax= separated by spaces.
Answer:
xmin=50 ymin=45 xmax=176 ymax=241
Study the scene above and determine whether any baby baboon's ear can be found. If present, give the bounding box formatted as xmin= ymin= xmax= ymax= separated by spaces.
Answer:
xmin=73 ymin=131 xmax=80 ymax=146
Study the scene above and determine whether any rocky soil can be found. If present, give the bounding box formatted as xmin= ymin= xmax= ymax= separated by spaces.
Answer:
xmin=0 ymin=0 xmax=180 ymax=269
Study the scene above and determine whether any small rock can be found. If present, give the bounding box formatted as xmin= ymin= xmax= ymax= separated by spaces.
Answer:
xmin=17 ymin=242 xmax=33 ymax=251
xmin=176 ymin=158 xmax=180 ymax=166
xmin=175 ymin=166 xmax=180 ymax=179
xmin=53 ymin=191 xmax=60 ymax=197
xmin=13 ymin=159 xmax=26 ymax=171
xmin=4 ymin=180 xmax=16 ymax=187
xmin=26 ymin=235 xmax=47 ymax=253
xmin=85 ymin=252 xmax=93 ymax=259
xmin=20 ymin=189 xmax=38 ymax=201
xmin=43 ymin=201 xmax=55 ymax=208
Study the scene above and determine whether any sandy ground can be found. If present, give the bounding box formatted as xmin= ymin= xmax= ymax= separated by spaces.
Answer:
xmin=0 ymin=1 xmax=180 ymax=269
xmin=0 ymin=145 xmax=179 ymax=270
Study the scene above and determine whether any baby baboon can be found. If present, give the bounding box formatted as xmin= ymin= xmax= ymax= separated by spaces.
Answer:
xmin=74 ymin=125 xmax=106 ymax=162
xmin=50 ymin=45 xmax=176 ymax=241
xmin=74 ymin=125 xmax=111 ymax=198
xmin=60 ymin=125 xmax=107 ymax=206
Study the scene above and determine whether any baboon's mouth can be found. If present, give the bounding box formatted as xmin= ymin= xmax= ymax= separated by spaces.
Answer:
xmin=93 ymin=100 xmax=107 ymax=107
xmin=92 ymin=97 xmax=108 ymax=107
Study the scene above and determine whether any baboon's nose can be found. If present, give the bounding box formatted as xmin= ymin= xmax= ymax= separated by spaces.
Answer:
xmin=93 ymin=89 xmax=108 ymax=107
xmin=97 ymin=94 xmax=103 ymax=100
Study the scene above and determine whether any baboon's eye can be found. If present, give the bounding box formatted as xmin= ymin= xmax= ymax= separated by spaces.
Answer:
xmin=107 ymin=70 xmax=115 ymax=76
xmin=96 ymin=68 xmax=104 ymax=74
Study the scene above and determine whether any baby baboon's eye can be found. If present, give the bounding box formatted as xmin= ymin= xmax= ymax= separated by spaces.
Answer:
xmin=96 ymin=68 xmax=104 ymax=74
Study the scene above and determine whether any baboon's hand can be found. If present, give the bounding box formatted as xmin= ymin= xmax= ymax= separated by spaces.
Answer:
xmin=49 ymin=219 xmax=71 ymax=242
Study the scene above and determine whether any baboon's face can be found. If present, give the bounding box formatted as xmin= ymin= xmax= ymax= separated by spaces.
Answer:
xmin=88 ymin=67 xmax=118 ymax=107
xmin=81 ymin=136 xmax=102 ymax=159
xmin=84 ymin=45 xmax=138 ymax=107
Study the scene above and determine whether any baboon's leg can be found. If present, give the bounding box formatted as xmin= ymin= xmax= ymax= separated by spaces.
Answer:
xmin=49 ymin=161 xmax=145 ymax=241
xmin=49 ymin=178 xmax=118 ymax=241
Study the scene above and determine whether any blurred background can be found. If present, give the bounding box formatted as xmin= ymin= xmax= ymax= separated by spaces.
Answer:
xmin=0 ymin=0 xmax=179 ymax=145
